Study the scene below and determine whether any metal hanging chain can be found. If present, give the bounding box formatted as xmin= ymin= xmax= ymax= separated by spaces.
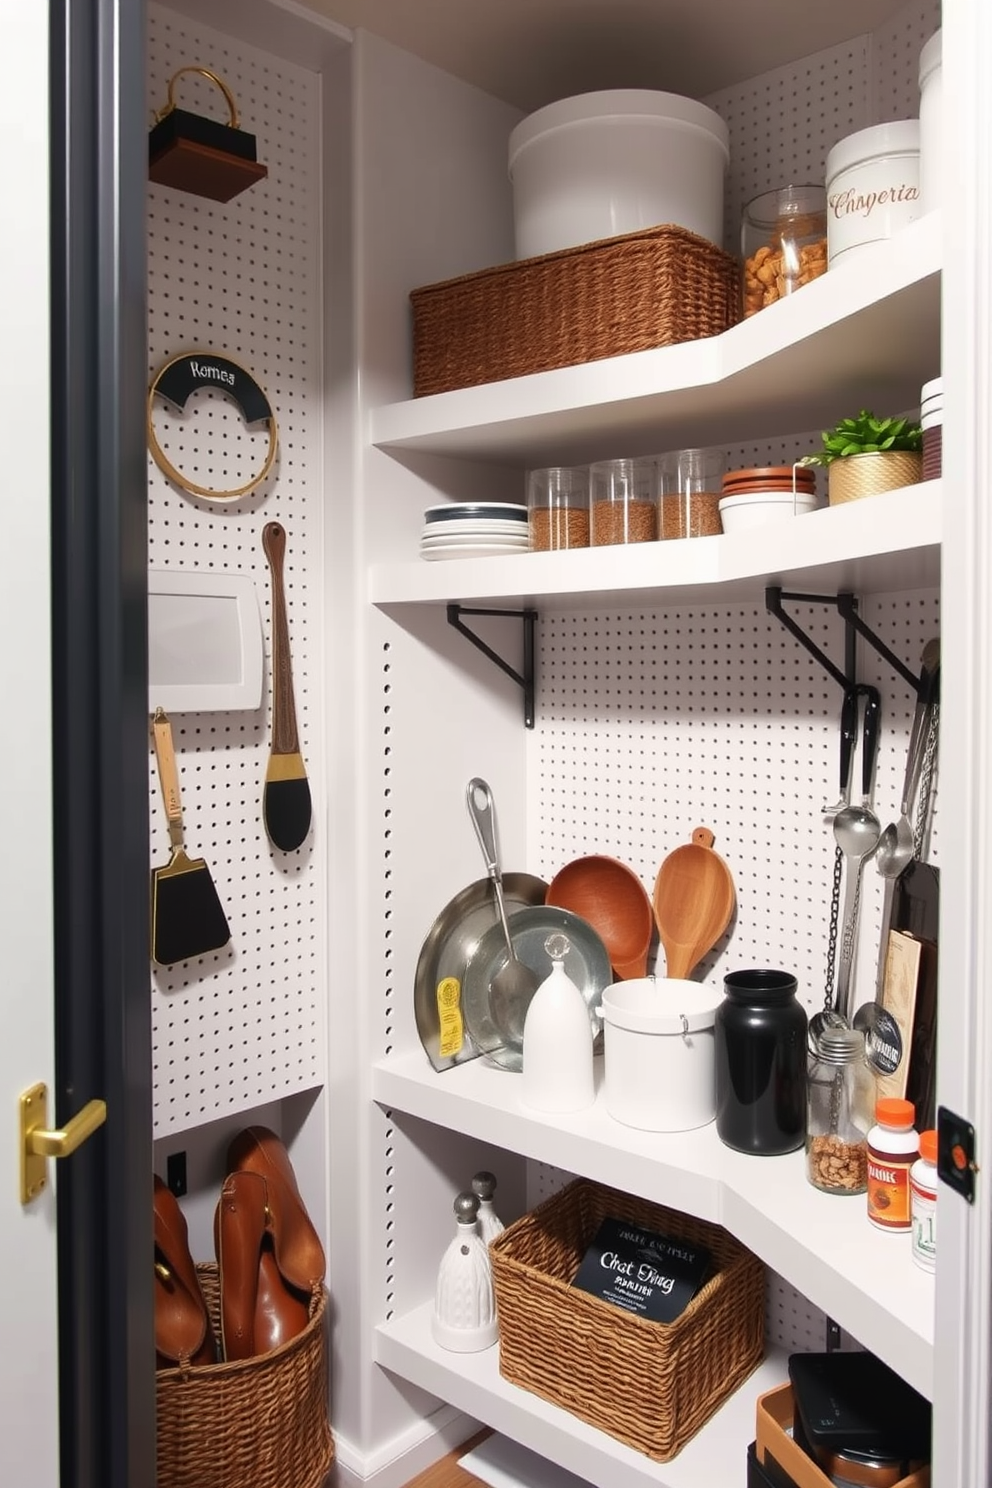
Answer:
xmin=824 ymin=844 xmax=843 ymax=1011
xmin=913 ymin=700 xmax=940 ymax=861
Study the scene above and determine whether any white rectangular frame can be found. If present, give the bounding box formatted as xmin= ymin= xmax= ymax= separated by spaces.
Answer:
xmin=148 ymin=568 xmax=264 ymax=713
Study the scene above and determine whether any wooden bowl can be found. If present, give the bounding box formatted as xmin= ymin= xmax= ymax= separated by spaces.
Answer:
xmin=546 ymin=855 xmax=654 ymax=980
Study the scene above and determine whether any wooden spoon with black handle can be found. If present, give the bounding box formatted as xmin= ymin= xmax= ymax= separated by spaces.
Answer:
xmin=262 ymin=521 xmax=312 ymax=851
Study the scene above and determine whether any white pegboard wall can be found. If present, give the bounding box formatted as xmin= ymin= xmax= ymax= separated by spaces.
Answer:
xmin=147 ymin=6 xmax=326 ymax=1134
xmin=706 ymin=0 xmax=941 ymax=257
xmin=529 ymin=589 xmax=940 ymax=1021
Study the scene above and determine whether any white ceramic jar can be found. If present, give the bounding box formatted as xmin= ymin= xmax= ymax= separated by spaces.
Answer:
xmin=918 ymin=29 xmax=943 ymax=214
xmin=508 ymin=89 xmax=729 ymax=259
xmin=825 ymin=120 xmax=921 ymax=268
xmin=601 ymin=977 xmax=720 ymax=1132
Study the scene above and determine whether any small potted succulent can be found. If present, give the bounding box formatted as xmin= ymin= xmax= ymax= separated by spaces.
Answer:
xmin=800 ymin=409 xmax=923 ymax=506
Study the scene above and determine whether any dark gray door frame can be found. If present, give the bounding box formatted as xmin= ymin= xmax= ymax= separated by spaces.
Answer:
xmin=49 ymin=0 xmax=154 ymax=1483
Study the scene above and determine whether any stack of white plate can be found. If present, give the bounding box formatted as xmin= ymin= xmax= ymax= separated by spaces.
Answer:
xmin=420 ymin=503 xmax=530 ymax=561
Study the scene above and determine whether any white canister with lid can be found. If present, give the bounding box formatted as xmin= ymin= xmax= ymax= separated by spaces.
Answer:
xmin=919 ymin=29 xmax=943 ymax=214
xmin=825 ymin=120 xmax=921 ymax=267
xmin=508 ymin=89 xmax=730 ymax=259
xmin=601 ymin=978 xmax=720 ymax=1131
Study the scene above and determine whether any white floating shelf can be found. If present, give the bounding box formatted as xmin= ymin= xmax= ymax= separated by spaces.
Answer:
xmin=375 ymin=1302 xmax=789 ymax=1488
xmin=371 ymin=214 xmax=941 ymax=467
xmin=372 ymin=1049 xmax=934 ymax=1399
xmin=369 ymin=482 xmax=941 ymax=610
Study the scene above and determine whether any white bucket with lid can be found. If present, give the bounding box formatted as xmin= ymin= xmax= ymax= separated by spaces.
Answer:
xmin=825 ymin=120 xmax=921 ymax=268
xmin=601 ymin=978 xmax=721 ymax=1132
xmin=508 ymin=90 xmax=730 ymax=260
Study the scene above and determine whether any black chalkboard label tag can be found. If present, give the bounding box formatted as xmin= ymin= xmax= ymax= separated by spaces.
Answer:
xmin=153 ymin=354 xmax=272 ymax=425
xmin=570 ymin=1216 xmax=711 ymax=1324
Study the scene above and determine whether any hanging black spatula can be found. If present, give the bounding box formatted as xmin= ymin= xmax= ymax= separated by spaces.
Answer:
xmin=150 ymin=708 xmax=231 ymax=966
xmin=262 ymin=521 xmax=312 ymax=851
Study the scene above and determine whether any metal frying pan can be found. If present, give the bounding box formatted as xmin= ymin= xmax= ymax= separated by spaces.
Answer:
xmin=414 ymin=872 xmax=548 ymax=1071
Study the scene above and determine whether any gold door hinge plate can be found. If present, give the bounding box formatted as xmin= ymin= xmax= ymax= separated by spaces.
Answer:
xmin=20 ymin=1082 xmax=50 ymax=1204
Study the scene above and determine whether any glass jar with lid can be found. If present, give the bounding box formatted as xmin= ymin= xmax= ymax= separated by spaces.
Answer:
xmin=741 ymin=184 xmax=828 ymax=317
xmin=806 ymin=1025 xmax=873 ymax=1195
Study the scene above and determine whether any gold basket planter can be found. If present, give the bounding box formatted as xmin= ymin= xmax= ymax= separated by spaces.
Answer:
xmin=828 ymin=450 xmax=923 ymax=505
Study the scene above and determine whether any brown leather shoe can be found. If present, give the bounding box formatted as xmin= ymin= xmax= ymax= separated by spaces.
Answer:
xmin=154 ymin=1175 xmax=217 ymax=1369
xmin=226 ymin=1126 xmax=325 ymax=1291
xmin=214 ymin=1170 xmax=310 ymax=1361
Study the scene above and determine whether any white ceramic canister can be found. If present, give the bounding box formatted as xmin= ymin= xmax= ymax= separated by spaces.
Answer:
xmin=601 ymin=978 xmax=721 ymax=1132
xmin=919 ymin=29 xmax=943 ymax=215
xmin=520 ymin=933 xmax=595 ymax=1114
xmin=508 ymin=89 xmax=729 ymax=259
xmin=825 ymin=120 xmax=921 ymax=268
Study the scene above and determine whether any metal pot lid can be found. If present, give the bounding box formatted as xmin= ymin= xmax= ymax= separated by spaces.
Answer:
xmin=462 ymin=905 xmax=612 ymax=1072
xmin=414 ymin=873 xmax=548 ymax=1072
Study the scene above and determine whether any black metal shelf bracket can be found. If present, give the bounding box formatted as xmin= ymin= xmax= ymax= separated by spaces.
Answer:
xmin=835 ymin=592 xmax=922 ymax=693
xmin=447 ymin=603 xmax=538 ymax=728
xmin=765 ymin=587 xmax=856 ymax=689
xmin=766 ymin=586 xmax=925 ymax=694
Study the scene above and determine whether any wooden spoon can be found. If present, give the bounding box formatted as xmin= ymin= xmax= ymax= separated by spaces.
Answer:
xmin=546 ymin=854 xmax=654 ymax=980
xmin=652 ymin=828 xmax=736 ymax=981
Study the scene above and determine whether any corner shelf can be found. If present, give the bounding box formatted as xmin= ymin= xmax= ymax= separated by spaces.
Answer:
xmin=372 ymin=1050 xmax=934 ymax=1399
xmin=370 ymin=482 xmax=941 ymax=611
xmin=371 ymin=214 xmax=941 ymax=469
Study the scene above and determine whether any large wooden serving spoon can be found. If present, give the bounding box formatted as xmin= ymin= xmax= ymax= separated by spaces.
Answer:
xmin=652 ymin=827 xmax=736 ymax=981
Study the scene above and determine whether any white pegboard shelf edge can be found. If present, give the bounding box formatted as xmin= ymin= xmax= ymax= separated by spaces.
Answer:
xmin=369 ymin=482 xmax=941 ymax=608
xmin=370 ymin=213 xmax=941 ymax=466
xmin=375 ymin=1303 xmax=788 ymax=1488
xmin=372 ymin=1049 xmax=933 ymax=1398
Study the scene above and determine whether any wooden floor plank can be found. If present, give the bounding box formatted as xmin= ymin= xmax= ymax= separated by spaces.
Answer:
xmin=400 ymin=1429 xmax=492 ymax=1488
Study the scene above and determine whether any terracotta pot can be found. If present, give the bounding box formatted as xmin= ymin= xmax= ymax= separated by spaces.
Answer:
xmin=827 ymin=450 xmax=923 ymax=505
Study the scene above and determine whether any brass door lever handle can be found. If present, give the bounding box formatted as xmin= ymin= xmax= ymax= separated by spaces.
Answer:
xmin=20 ymin=1082 xmax=107 ymax=1204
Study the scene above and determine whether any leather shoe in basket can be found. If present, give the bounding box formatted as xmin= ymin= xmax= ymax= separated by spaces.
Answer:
xmin=215 ymin=1126 xmax=325 ymax=1361
xmin=154 ymin=1174 xmax=217 ymax=1369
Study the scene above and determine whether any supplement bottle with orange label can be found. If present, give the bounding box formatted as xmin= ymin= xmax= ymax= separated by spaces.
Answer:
xmin=867 ymin=1097 xmax=919 ymax=1231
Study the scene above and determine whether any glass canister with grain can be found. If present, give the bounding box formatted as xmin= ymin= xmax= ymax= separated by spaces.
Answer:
xmin=589 ymin=457 xmax=656 ymax=545
xmin=527 ymin=465 xmax=590 ymax=551
xmin=742 ymin=184 xmax=828 ymax=317
xmin=657 ymin=448 xmax=725 ymax=539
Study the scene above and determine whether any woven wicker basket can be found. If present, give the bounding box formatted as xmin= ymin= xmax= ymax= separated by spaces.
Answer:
xmin=156 ymin=1264 xmax=334 ymax=1488
xmin=489 ymin=1179 xmax=765 ymax=1462
xmin=410 ymin=224 xmax=742 ymax=397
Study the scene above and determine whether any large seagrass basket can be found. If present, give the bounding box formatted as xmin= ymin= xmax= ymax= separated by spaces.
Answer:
xmin=410 ymin=224 xmax=741 ymax=396
xmin=156 ymin=1264 xmax=334 ymax=1488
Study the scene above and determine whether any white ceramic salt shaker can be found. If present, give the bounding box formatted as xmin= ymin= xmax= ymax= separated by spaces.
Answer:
xmin=431 ymin=1191 xmax=499 ymax=1352
xmin=521 ymin=933 xmax=595 ymax=1113
xmin=471 ymin=1170 xmax=505 ymax=1244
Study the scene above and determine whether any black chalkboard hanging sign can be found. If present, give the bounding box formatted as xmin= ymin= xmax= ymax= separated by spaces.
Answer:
xmin=149 ymin=67 xmax=268 ymax=203
xmin=148 ymin=350 xmax=279 ymax=503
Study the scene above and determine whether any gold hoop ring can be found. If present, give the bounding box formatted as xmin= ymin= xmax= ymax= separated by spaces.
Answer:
xmin=147 ymin=350 xmax=278 ymax=503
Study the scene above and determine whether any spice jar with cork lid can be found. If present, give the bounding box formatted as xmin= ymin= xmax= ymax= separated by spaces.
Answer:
xmin=867 ymin=1097 xmax=919 ymax=1232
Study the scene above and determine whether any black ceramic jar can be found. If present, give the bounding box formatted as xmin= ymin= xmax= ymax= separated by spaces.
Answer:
xmin=714 ymin=969 xmax=808 ymax=1155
